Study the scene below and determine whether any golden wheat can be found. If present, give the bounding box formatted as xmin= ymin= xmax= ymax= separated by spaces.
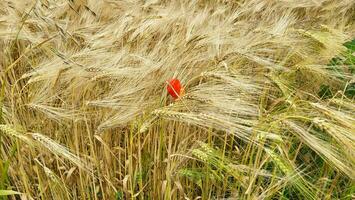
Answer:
xmin=0 ymin=0 xmax=354 ymax=199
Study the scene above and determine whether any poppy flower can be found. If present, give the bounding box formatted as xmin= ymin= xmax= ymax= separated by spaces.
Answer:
xmin=167 ymin=78 xmax=182 ymax=99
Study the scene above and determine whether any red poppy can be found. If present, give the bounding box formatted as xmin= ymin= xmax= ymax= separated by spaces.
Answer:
xmin=167 ymin=78 xmax=182 ymax=99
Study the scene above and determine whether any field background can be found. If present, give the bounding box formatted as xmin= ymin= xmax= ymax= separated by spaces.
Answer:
xmin=0 ymin=0 xmax=354 ymax=199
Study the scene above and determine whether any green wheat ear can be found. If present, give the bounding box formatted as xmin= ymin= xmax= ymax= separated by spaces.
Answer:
xmin=265 ymin=148 xmax=318 ymax=200
xmin=178 ymin=169 xmax=205 ymax=188
xmin=0 ymin=190 xmax=21 ymax=196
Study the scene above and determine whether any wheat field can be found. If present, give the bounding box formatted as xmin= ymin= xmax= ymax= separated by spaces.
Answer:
xmin=0 ymin=0 xmax=354 ymax=199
